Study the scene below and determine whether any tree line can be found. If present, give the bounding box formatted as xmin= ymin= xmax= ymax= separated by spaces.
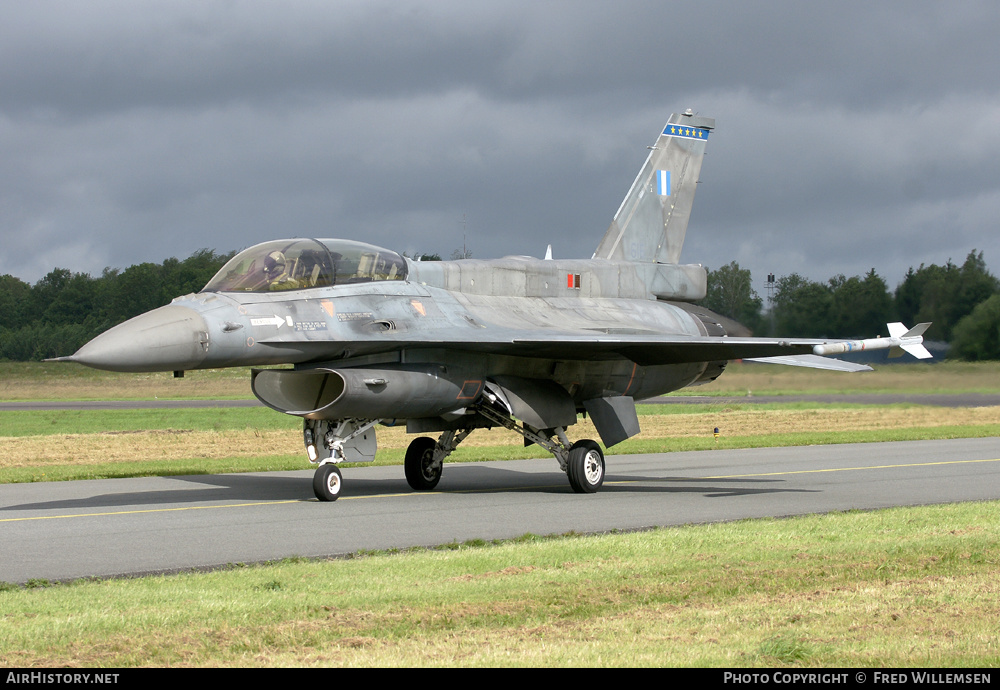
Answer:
xmin=1 ymin=247 xmax=998 ymax=362
xmin=700 ymin=250 xmax=1000 ymax=360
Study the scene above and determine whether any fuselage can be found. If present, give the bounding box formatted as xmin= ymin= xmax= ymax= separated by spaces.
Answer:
xmin=68 ymin=238 xmax=731 ymax=407
xmin=57 ymin=112 xmax=836 ymax=499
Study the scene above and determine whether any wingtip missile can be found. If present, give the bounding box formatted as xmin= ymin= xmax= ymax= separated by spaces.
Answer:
xmin=812 ymin=322 xmax=933 ymax=360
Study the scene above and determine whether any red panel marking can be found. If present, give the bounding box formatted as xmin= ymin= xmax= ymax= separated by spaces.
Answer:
xmin=457 ymin=380 xmax=483 ymax=400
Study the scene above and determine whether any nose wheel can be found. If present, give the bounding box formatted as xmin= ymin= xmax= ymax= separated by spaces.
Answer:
xmin=313 ymin=464 xmax=343 ymax=501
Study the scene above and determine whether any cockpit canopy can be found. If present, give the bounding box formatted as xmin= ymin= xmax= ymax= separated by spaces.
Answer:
xmin=203 ymin=239 xmax=407 ymax=293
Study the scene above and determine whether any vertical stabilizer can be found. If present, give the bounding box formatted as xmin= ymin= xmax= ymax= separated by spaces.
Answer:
xmin=594 ymin=111 xmax=714 ymax=264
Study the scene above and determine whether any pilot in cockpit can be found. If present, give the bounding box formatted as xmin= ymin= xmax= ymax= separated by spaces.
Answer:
xmin=263 ymin=250 xmax=300 ymax=290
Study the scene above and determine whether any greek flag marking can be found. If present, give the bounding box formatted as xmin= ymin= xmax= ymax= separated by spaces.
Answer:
xmin=656 ymin=170 xmax=670 ymax=196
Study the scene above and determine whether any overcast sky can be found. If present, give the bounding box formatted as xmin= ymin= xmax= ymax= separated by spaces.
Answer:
xmin=3 ymin=0 xmax=999 ymax=299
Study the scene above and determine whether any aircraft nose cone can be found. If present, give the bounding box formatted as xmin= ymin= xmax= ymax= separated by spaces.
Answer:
xmin=71 ymin=305 xmax=210 ymax=372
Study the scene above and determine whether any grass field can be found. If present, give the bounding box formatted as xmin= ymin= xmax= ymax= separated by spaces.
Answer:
xmin=2 ymin=402 xmax=999 ymax=485
xmin=1 ymin=360 xmax=998 ymax=666
xmin=2 ymin=360 xmax=999 ymax=485
xmin=2 ymin=505 xmax=998 ymax=667
xmin=3 ymin=360 xmax=999 ymax=401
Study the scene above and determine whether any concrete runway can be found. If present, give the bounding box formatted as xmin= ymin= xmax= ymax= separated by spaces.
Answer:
xmin=1 ymin=437 xmax=998 ymax=583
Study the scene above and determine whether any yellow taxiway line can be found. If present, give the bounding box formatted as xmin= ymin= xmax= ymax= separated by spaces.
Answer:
xmin=2 ymin=457 xmax=997 ymax=523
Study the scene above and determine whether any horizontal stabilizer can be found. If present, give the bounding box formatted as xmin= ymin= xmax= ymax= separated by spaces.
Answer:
xmin=745 ymin=354 xmax=873 ymax=372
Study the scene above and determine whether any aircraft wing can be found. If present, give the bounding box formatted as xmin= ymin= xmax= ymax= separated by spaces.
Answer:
xmin=257 ymin=330 xmax=864 ymax=369
xmin=259 ymin=312 xmax=933 ymax=369
xmin=517 ymin=335 xmax=822 ymax=365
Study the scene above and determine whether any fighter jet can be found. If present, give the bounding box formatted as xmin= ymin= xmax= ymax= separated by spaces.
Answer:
xmin=57 ymin=111 xmax=931 ymax=501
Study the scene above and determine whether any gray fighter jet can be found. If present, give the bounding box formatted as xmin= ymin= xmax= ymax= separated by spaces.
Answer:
xmin=57 ymin=111 xmax=931 ymax=500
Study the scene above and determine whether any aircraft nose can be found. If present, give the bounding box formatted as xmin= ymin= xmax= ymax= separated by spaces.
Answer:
xmin=70 ymin=305 xmax=210 ymax=372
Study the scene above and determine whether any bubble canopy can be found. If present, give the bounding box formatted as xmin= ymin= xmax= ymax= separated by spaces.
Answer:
xmin=203 ymin=239 xmax=407 ymax=293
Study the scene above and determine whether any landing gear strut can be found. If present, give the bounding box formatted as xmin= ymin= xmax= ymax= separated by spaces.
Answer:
xmin=473 ymin=401 xmax=605 ymax=494
xmin=304 ymin=418 xmax=379 ymax=501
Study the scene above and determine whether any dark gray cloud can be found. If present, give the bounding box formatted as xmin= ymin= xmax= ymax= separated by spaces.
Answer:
xmin=2 ymin=0 xmax=999 ymax=299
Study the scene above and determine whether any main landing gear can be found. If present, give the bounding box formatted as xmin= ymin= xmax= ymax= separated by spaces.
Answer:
xmin=399 ymin=405 xmax=605 ymax=495
xmin=403 ymin=429 xmax=472 ymax=492
xmin=306 ymin=409 xmax=606 ymax=501
xmin=566 ymin=439 xmax=605 ymax=494
xmin=404 ymin=436 xmax=440 ymax=490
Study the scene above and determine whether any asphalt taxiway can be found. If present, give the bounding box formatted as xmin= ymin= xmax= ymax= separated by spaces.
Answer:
xmin=1 ymin=437 xmax=998 ymax=583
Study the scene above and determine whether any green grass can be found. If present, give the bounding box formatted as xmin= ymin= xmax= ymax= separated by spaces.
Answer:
xmin=1 ymin=362 xmax=998 ymax=666
xmin=1 ymin=401 xmax=998 ymax=485
xmin=2 ymin=503 xmax=998 ymax=667
xmin=0 ymin=407 xmax=296 ymax=437
xmin=0 ymin=401 xmax=937 ymax=436
xmin=0 ymin=360 xmax=250 ymax=383
xmin=0 ymin=361 xmax=252 ymax=401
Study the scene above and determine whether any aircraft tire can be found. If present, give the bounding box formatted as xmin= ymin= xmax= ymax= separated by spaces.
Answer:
xmin=313 ymin=464 xmax=343 ymax=502
xmin=405 ymin=436 xmax=442 ymax=491
xmin=567 ymin=440 xmax=604 ymax=494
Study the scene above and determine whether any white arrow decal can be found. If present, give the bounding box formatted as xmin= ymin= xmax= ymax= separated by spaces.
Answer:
xmin=250 ymin=315 xmax=285 ymax=328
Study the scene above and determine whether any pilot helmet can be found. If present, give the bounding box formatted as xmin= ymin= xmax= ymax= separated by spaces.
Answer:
xmin=263 ymin=251 xmax=286 ymax=277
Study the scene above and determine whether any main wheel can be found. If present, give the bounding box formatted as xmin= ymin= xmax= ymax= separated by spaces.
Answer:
xmin=567 ymin=440 xmax=605 ymax=494
xmin=405 ymin=436 xmax=442 ymax=490
xmin=313 ymin=464 xmax=343 ymax=502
